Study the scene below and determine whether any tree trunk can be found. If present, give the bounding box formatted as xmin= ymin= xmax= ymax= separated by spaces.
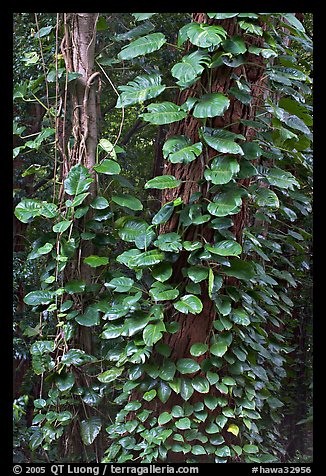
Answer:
xmin=60 ymin=12 xmax=104 ymax=461
xmin=156 ymin=13 xmax=267 ymax=462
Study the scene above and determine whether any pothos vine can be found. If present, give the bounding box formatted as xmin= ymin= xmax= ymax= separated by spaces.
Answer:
xmin=14 ymin=12 xmax=312 ymax=463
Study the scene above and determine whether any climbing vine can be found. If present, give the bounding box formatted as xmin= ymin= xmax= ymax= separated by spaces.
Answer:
xmin=14 ymin=12 xmax=312 ymax=463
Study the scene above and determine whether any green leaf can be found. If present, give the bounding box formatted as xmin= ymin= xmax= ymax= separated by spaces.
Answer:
xmin=132 ymin=13 xmax=157 ymax=21
xmin=106 ymin=277 xmax=134 ymax=293
xmin=84 ymin=255 xmax=109 ymax=267
xmin=207 ymin=13 xmax=239 ymax=19
xmin=101 ymin=323 xmax=124 ymax=339
xmin=141 ymin=102 xmax=187 ymax=125
xmin=98 ymin=139 xmax=117 ymax=159
xmin=76 ymin=306 xmax=100 ymax=327
xmin=192 ymin=375 xmax=210 ymax=393
xmin=177 ymin=359 xmax=200 ymax=375
xmin=145 ymin=175 xmax=181 ymax=190
xmin=14 ymin=199 xmax=43 ymax=223
xmin=24 ymin=290 xmax=54 ymax=306
xmin=173 ymin=295 xmax=203 ymax=315
xmin=163 ymin=136 xmax=202 ymax=164
xmin=130 ymin=250 xmax=165 ymax=267
xmin=55 ymin=373 xmax=75 ymax=392
xmin=112 ymin=194 xmax=143 ymax=211
xmin=241 ymin=142 xmax=263 ymax=161
xmin=223 ymin=36 xmax=246 ymax=54
xmin=207 ymin=190 xmax=243 ymax=217
xmin=190 ymin=343 xmax=208 ymax=357
xmin=154 ymin=232 xmax=182 ymax=252
xmin=80 ymin=417 xmax=102 ymax=446
xmin=65 ymin=280 xmax=86 ymax=294
xmin=171 ymin=50 xmax=210 ymax=85
xmin=176 ymin=417 xmax=191 ymax=430
xmin=238 ymin=21 xmax=263 ymax=36
xmin=211 ymin=342 xmax=228 ymax=357
xmin=180 ymin=379 xmax=195 ymax=401
xmin=97 ymin=367 xmax=124 ymax=383
xmin=157 ymin=381 xmax=172 ymax=404
xmin=232 ymin=308 xmax=250 ymax=326
xmin=94 ymin=159 xmax=121 ymax=175
xmin=215 ymin=295 xmax=232 ymax=316
xmin=30 ymin=340 xmax=55 ymax=355
xmin=201 ymin=127 xmax=244 ymax=155
xmin=192 ymin=445 xmax=206 ymax=455
xmin=204 ymin=156 xmax=239 ymax=185
xmin=160 ymin=360 xmax=176 ymax=381
xmin=28 ymin=242 xmax=53 ymax=260
xmin=143 ymin=322 xmax=165 ymax=346
xmin=116 ymin=74 xmax=165 ymax=108
xmin=64 ymin=164 xmax=93 ymax=196
xmin=206 ymin=240 xmax=242 ymax=257
xmin=158 ymin=412 xmax=172 ymax=425
xmin=186 ymin=23 xmax=227 ymax=48
xmin=52 ymin=220 xmax=72 ymax=233
xmin=152 ymin=262 xmax=173 ymax=282
xmin=254 ymin=188 xmax=279 ymax=208
xmin=118 ymin=33 xmax=166 ymax=60
xmin=152 ymin=201 xmax=175 ymax=225
xmin=143 ymin=389 xmax=157 ymax=401
xmin=193 ymin=93 xmax=230 ymax=118
xmin=115 ymin=21 xmax=155 ymax=41
xmin=266 ymin=167 xmax=300 ymax=190
xmin=223 ymin=258 xmax=255 ymax=280
xmin=243 ymin=444 xmax=259 ymax=454
xmin=215 ymin=445 xmax=231 ymax=457
xmin=90 ymin=196 xmax=110 ymax=209
xmin=187 ymin=266 xmax=209 ymax=284
xmin=204 ymin=395 xmax=218 ymax=410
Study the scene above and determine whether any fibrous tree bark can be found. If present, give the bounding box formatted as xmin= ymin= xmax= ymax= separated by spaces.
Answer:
xmin=154 ymin=13 xmax=267 ymax=462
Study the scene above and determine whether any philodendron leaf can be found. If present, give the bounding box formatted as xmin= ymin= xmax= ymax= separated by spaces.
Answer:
xmin=112 ymin=194 xmax=143 ymax=211
xmin=171 ymin=50 xmax=210 ymax=86
xmin=201 ymin=127 xmax=244 ymax=155
xmin=84 ymin=255 xmax=109 ymax=268
xmin=190 ymin=343 xmax=208 ymax=357
xmin=173 ymin=295 xmax=203 ymax=315
xmin=145 ymin=175 xmax=181 ymax=190
xmin=118 ymin=33 xmax=166 ymax=60
xmin=204 ymin=156 xmax=239 ymax=185
xmin=94 ymin=159 xmax=121 ymax=175
xmin=80 ymin=417 xmax=102 ymax=446
xmin=64 ymin=164 xmax=94 ymax=196
xmin=205 ymin=240 xmax=242 ymax=257
xmin=193 ymin=93 xmax=230 ymax=118
xmin=163 ymin=136 xmax=202 ymax=164
xmin=141 ymin=102 xmax=187 ymax=125
xmin=185 ymin=23 xmax=227 ymax=48
xmin=176 ymin=358 xmax=201 ymax=374
xmin=24 ymin=290 xmax=54 ymax=306
xmin=52 ymin=220 xmax=72 ymax=233
xmin=116 ymin=74 xmax=165 ymax=108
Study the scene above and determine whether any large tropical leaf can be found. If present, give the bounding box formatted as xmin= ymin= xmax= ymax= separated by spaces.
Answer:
xmin=204 ymin=155 xmax=239 ymax=184
xmin=140 ymin=102 xmax=187 ymax=125
xmin=171 ymin=50 xmax=210 ymax=86
xmin=144 ymin=175 xmax=181 ymax=189
xmin=163 ymin=136 xmax=202 ymax=164
xmin=201 ymin=127 xmax=244 ymax=155
xmin=118 ymin=33 xmax=166 ymax=60
xmin=64 ymin=164 xmax=94 ymax=196
xmin=116 ymin=74 xmax=165 ymax=108
xmin=115 ymin=21 xmax=155 ymax=41
xmin=193 ymin=93 xmax=230 ymax=118
xmin=207 ymin=189 xmax=243 ymax=217
xmin=80 ymin=417 xmax=102 ymax=446
xmin=185 ymin=23 xmax=227 ymax=48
